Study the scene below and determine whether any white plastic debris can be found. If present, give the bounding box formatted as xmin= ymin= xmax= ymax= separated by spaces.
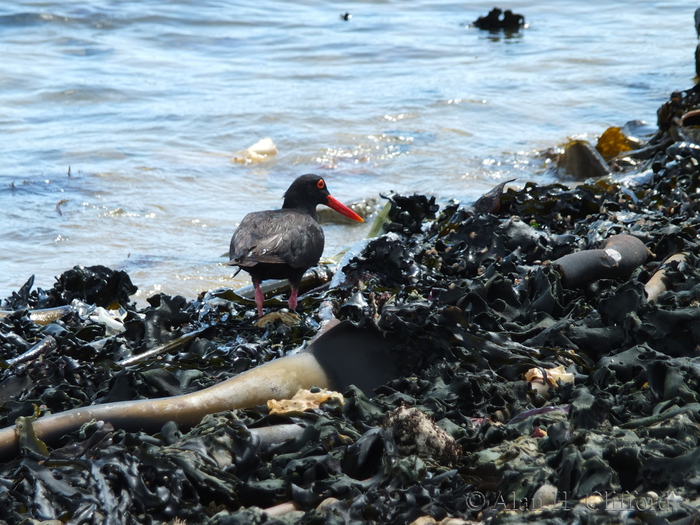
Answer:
xmin=232 ymin=137 xmax=278 ymax=164
xmin=525 ymin=365 xmax=575 ymax=398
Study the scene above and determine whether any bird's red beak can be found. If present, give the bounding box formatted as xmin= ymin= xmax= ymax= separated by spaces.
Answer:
xmin=326 ymin=195 xmax=364 ymax=222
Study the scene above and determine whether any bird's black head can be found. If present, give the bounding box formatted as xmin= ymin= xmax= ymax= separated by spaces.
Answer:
xmin=282 ymin=174 xmax=330 ymax=213
xmin=282 ymin=174 xmax=364 ymax=222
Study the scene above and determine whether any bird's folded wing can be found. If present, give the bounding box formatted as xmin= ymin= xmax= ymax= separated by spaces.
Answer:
xmin=229 ymin=211 xmax=324 ymax=268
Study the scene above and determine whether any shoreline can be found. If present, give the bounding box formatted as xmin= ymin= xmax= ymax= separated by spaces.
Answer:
xmin=2 ymin=79 xmax=700 ymax=523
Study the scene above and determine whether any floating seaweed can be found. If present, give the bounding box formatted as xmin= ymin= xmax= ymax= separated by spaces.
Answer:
xmin=472 ymin=8 xmax=525 ymax=32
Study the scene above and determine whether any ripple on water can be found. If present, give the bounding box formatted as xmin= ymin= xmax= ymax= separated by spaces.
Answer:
xmin=0 ymin=0 xmax=695 ymax=299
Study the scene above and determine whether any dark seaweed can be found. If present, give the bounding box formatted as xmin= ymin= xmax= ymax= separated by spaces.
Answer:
xmin=4 ymin=83 xmax=700 ymax=524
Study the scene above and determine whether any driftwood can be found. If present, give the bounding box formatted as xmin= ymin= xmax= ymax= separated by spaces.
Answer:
xmin=644 ymin=252 xmax=689 ymax=303
xmin=0 ymin=305 xmax=74 ymax=325
xmin=117 ymin=326 xmax=210 ymax=367
xmin=5 ymin=335 xmax=57 ymax=369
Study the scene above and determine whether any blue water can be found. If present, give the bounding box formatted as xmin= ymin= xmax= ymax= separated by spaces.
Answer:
xmin=0 ymin=1 xmax=696 ymax=302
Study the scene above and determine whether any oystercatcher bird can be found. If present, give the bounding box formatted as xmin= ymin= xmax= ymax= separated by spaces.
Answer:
xmin=229 ymin=174 xmax=364 ymax=317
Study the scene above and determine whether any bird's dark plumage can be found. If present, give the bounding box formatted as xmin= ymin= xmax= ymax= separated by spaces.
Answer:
xmin=229 ymin=174 xmax=363 ymax=317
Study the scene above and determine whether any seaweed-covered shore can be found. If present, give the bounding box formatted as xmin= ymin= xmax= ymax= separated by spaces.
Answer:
xmin=4 ymin=83 xmax=700 ymax=525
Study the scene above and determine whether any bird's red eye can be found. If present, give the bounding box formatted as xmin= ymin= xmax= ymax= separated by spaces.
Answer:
xmin=317 ymin=179 xmax=325 ymax=189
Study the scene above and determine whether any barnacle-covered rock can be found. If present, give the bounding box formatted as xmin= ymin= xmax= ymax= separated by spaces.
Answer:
xmin=383 ymin=406 xmax=461 ymax=466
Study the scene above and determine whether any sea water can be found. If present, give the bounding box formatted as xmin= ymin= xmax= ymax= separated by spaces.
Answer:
xmin=0 ymin=0 xmax=696 ymax=302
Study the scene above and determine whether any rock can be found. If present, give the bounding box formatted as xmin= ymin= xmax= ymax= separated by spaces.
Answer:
xmin=531 ymin=483 xmax=558 ymax=508
xmin=384 ymin=406 xmax=462 ymax=466
xmin=410 ymin=517 xmax=438 ymax=525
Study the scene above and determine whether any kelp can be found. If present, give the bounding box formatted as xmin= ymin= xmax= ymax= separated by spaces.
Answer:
xmin=4 ymin=84 xmax=700 ymax=524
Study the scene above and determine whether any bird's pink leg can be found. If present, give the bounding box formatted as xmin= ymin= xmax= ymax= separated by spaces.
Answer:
xmin=254 ymin=281 xmax=264 ymax=317
xmin=288 ymin=287 xmax=299 ymax=311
